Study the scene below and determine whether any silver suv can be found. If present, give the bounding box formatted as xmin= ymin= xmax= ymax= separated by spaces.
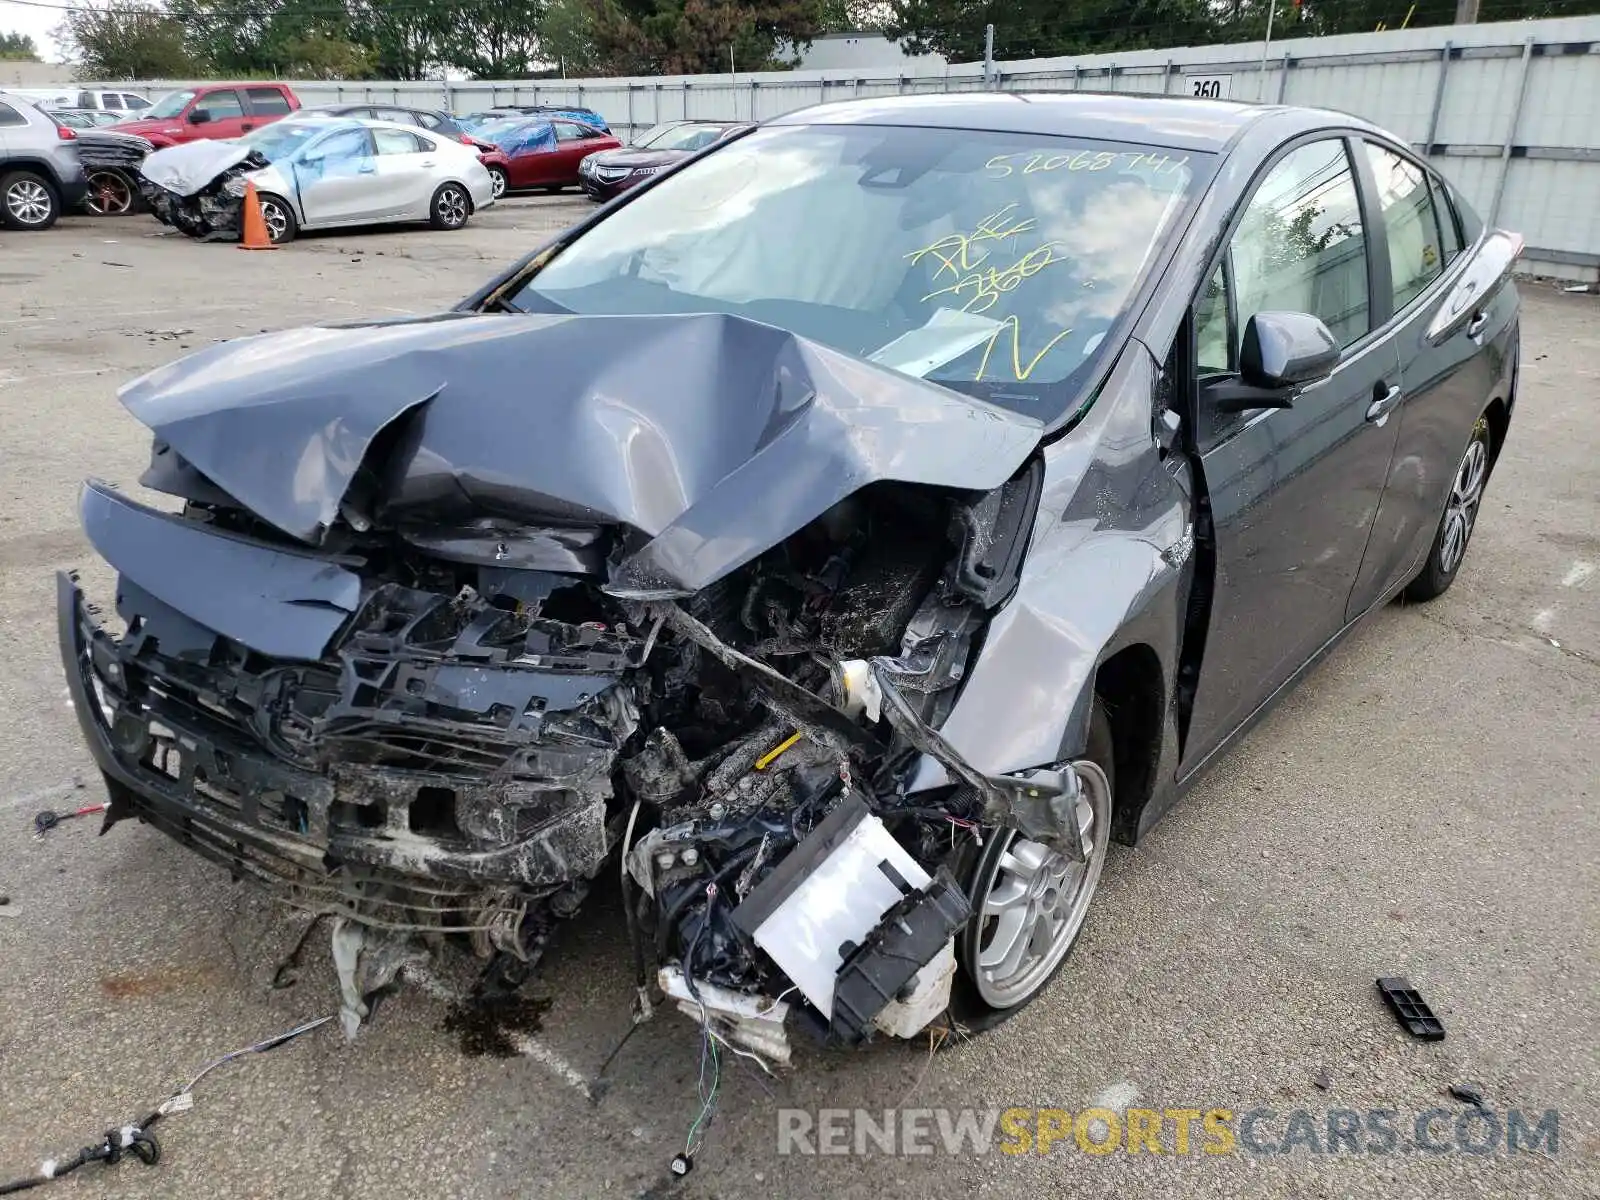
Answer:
xmin=0 ymin=91 xmax=89 ymax=230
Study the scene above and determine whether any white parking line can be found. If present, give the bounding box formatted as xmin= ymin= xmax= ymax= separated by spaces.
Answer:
xmin=1086 ymin=1080 xmax=1140 ymax=1112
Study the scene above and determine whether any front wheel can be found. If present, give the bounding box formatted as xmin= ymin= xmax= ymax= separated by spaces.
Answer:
xmin=256 ymin=192 xmax=296 ymax=244
xmin=1404 ymin=415 xmax=1493 ymax=602
xmin=85 ymin=169 xmax=134 ymax=215
xmin=1 ymin=170 xmax=60 ymax=230
xmin=487 ymin=167 xmax=507 ymax=200
xmin=947 ymin=701 xmax=1115 ymax=1033
xmin=430 ymin=182 xmax=471 ymax=230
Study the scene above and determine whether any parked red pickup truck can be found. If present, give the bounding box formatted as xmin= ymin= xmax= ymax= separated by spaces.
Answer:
xmin=113 ymin=83 xmax=300 ymax=148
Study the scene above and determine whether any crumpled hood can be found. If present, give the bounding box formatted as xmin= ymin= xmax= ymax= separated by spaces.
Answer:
xmin=139 ymin=139 xmax=257 ymax=196
xmin=120 ymin=311 xmax=1043 ymax=596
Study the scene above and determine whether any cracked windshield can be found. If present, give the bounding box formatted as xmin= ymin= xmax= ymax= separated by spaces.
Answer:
xmin=510 ymin=124 xmax=1210 ymax=420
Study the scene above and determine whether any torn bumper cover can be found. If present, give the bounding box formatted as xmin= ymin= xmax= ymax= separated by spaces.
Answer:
xmin=138 ymin=140 xmax=266 ymax=240
xmin=59 ymin=484 xmax=624 ymax=947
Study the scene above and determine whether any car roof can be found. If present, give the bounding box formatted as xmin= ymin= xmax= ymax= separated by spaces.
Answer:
xmin=768 ymin=92 xmax=1379 ymax=153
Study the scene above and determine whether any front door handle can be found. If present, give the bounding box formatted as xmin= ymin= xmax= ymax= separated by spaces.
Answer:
xmin=1366 ymin=382 xmax=1402 ymax=423
xmin=1465 ymin=310 xmax=1490 ymax=343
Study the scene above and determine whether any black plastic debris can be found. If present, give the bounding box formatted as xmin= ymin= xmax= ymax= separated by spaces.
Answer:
xmin=830 ymin=868 xmax=971 ymax=1044
xmin=33 ymin=802 xmax=110 ymax=840
xmin=1449 ymin=1082 xmax=1487 ymax=1108
xmin=1376 ymin=977 xmax=1446 ymax=1040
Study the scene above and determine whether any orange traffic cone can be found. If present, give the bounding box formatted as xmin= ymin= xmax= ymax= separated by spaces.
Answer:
xmin=238 ymin=180 xmax=277 ymax=251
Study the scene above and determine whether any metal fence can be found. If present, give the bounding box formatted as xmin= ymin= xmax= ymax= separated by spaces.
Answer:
xmin=97 ymin=15 xmax=1600 ymax=281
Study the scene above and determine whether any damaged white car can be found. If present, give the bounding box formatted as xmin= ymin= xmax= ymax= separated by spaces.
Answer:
xmin=139 ymin=116 xmax=493 ymax=243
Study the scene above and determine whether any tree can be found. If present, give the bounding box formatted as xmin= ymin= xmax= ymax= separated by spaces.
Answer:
xmin=446 ymin=0 xmax=547 ymax=78
xmin=0 ymin=30 xmax=39 ymax=60
xmin=587 ymin=0 xmax=828 ymax=75
xmin=347 ymin=0 xmax=452 ymax=79
xmin=541 ymin=0 xmax=601 ymax=74
xmin=887 ymin=0 xmax=1221 ymax=64
xmin=59 ymin=4 xmax=195 ymax=79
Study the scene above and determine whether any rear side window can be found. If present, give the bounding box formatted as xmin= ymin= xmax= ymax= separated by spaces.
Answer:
xmin=553 ymin=122 xmax=587 ymax=142
xmin=246 ymin=88 xmax=291 ymax=116
xmin=1363 ymin=142 xmax=1444 ymax=310
xmin=1231 ymin=138 xmax=1370 ymax=350
xmin=123 ymin=94 xmax=150 ymax=110
xmin=200 ymin=90 xmax=244 ymax=119
xmin=0 ymin=102 xmax=25 ymax=127
xmin=102 ymin=94 xmax=123 ymax=110
xmin=373 ymin=128 xmax=426 ymax=154
xmin=414 ymin=111 xmax=442 ymax=129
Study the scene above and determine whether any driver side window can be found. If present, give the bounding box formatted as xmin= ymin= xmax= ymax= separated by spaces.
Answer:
xmin=1193 ymin=137 xmax=1369 ymax=444
xmin=312 ymin=129 xmax=372 ymax=163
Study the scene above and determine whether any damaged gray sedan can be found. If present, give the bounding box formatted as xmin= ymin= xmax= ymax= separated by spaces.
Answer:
xmin=61 ymin=94 xmax=1521 ymax=1056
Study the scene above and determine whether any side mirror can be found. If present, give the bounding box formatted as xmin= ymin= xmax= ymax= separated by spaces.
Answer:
xmin=1210 ymin=311 xmax=1340 ymax=414
xmin=188 ymin=108 xmax=212 ymax=125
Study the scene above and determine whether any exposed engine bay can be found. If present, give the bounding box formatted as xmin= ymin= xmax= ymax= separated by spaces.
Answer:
xmin=60 ymin=310 xmax=1092 ymax=1062
xmin=137 ymin=141 xmax=269 ymax=240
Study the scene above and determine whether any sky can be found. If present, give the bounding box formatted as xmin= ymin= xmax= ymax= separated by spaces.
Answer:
xmin=1 ymin=0 xmax=68 ymax=63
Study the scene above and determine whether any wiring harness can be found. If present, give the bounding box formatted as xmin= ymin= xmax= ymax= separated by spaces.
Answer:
xmin=0 ymin=1015 xmax=332 ymax=1195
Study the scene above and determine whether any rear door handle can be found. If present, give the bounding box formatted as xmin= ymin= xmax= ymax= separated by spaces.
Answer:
xmin=1465 ymin=310 xmax=1490 ymax=343
xmin=1366 ymin=382 xmax=1402 ymax=423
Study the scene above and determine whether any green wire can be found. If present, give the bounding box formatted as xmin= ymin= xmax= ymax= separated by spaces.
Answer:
xmin=683 ymin=1030 xmax=721 ymax=1155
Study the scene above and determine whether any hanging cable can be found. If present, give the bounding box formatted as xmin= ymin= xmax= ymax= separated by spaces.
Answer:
xmin=0 ymin=1015 xmax=332 ymax=1195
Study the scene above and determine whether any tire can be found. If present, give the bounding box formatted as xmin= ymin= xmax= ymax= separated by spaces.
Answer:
xmin=430 ymin=182 xmax=471 ymax=230
xmin=1403 ymin=414 xmax=1493 ymax=602
xmin=256 ymin=192 xmax=296 ymax=244
xmin=1 ymin=170 xmax=60 ymax=230
xmin=946 ymin=699 xmax=1116 ymax=1034
xmin=84 ymin=169 xmax=135 ymax=216
xmin=488 ymin=167 xmax=507 ymax=200
xmin=543 ymin=184 xmax=565 ymax=194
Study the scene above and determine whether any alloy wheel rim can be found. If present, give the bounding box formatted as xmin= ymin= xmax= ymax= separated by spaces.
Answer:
xmin=438 ymin=187 xmax=468 ymax=225
xmin=490 ymin=170 xmax=506 ymax=199
xmin=86 ymin=172 xmax=132 ymax=215
xmin=259 ymin=200 xmax=288 ymax=242
xmin=1439 ymin=436 xmax=1488 ymax=576
xmin=6 ymin=179 xmax=51 ymax=225
xmin=966 ymin=761 xmax=1111 ymax=1009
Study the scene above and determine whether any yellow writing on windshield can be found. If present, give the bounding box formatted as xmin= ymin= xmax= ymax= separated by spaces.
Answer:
xmin=906 ymin=204 xmax=1035 ymax=278
xmin=922 ymin=241 xmax=1070 ymax=315
xmin=976 ymin=317 xmax=1074 ymax=383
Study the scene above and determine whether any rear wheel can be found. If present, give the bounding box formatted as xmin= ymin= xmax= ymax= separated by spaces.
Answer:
xmin=84 ymin=169 xmax=134 ymax=215
xmin=947 ymin=700 xmax=1115 ymax=1033
xmin=1404 ymin=414 xmax=1493 ymax=602
xmin=1 ymin=170 xmax=60 ymax=230
xmin=256 ymin=192 xmax=296 ymax=244
xmin=430 ymin=182 xmax=471 ymax=230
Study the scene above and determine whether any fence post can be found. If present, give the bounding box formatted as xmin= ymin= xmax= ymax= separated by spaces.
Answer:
xmin=1163 ymin=59 xmax=1175 ymax=95
xmin=1423 ymin=42 xmax=1453 ymax=150
xmin=1276 ymin=51 xmax=1291 ymax=102
xmin=1490 ymin=37 xmax=1536 ymax=225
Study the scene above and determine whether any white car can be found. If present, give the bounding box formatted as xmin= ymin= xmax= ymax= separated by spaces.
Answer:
xmin=140 ymin=117 xmax=495 ymax=244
